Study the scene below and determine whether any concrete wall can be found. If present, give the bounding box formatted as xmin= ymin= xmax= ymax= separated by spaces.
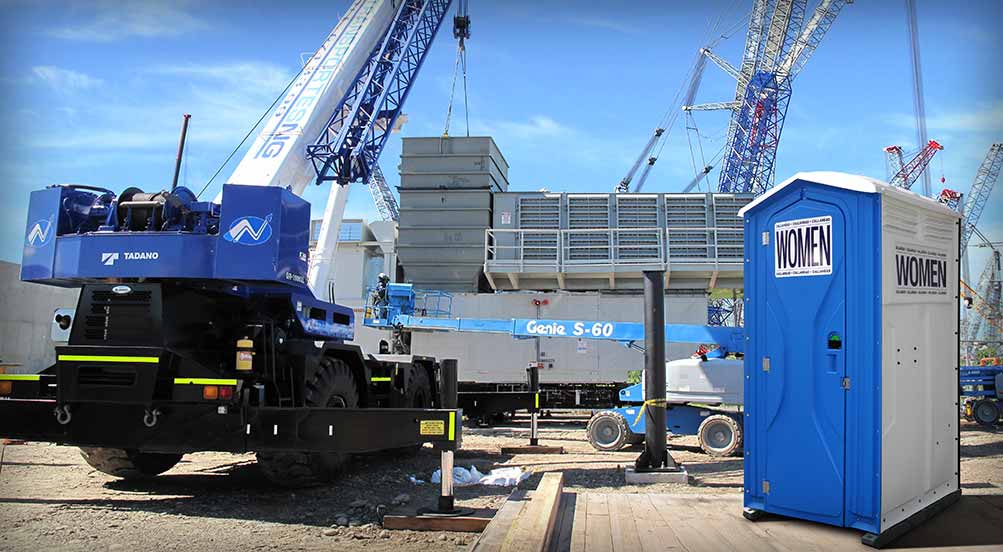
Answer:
xmin=0 ymin=261 xmax=79 ymax=373
xmin=350 ymin=290 xmax=707 ymax=384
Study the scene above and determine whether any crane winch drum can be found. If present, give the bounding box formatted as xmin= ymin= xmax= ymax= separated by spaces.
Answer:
xmin=740 ymin=172 xmax=961 ymax=548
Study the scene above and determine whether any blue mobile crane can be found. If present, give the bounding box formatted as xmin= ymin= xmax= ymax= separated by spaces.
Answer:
xmin=365 ymin=283 xmax=747 ymax=456
xmin=0 ymin=0 xmax=461 ymax=487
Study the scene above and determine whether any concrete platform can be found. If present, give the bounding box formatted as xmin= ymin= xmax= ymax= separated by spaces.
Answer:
xmin=624 ymin=467 xmax=689 ymax=485
xmin=547 ymin=492 xmax=1003 ymax=551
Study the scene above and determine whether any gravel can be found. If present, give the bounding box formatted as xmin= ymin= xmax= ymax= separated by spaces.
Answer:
xmin=0 ymin=413 xmax=999 ymax=551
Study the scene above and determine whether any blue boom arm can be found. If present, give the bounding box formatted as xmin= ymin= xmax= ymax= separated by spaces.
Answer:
xmin=364 ymin=283 xmax=744 ymax=355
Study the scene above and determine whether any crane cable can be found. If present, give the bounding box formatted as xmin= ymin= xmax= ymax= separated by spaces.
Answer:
xmin=197 ymin=61 xmax=309 ymax=199
xmin=443 ymin=0 xmax=470 ymax=137
xmin=638 ymin=1 xmax=749 ymax=192
xmin=443 ymin=40 xmax=470 ymax=137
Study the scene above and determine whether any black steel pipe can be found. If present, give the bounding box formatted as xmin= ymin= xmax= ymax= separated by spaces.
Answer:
xmin=637 ymin=270 xmax=669 ymax=471
xmin=171 ymin=114 xmax=192 ymax=192
xmin=438 ymin=358 xmax=458 ymax=513
xmin=440 ymin=358 xmax=458 ymax=409
xmin=528 ymin=363 xmax=540 ymax=445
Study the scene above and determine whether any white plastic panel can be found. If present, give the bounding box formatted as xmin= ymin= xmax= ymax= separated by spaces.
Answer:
xmin=880 ymin=192 xmax=960 ymax=531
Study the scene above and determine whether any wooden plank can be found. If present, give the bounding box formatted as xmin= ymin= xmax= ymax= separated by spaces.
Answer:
xmin=548 ymin=492 xmax=576 ymax=552
xmin=626 ymin=494 xmax=685 ymax=552
xmin=569 ymin=491 xmax=588 ymax=552
xmin=503 ymin=472 xmax=565 ymax=552
xmin=649 ymin=494 xmax=735 ymax=552
xmin=471 ymin=490 xmax=529 ymax=552
xmin=382 ymin=513 xmax=492 ymax=533
xmin=682 ymin=495 xmax=778 ymax=552
xmin=607 ymin=494 xmax=643 ymax=552
xmin=584 ymin=493 xmax=613 ymax=552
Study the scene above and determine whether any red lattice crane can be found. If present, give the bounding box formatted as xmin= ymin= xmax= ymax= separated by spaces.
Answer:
xmin=884 ymin=139 xmax=943 ymax=190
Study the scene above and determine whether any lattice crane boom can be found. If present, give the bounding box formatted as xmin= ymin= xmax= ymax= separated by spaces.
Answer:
xmin=961 ymin=143 xmax=1003 ymax=250
xmin=305 ymin=0 xmax=452 ymax=294
xmin=884 ymin=140 xmax=943 ymax=190
xmin=708 ymin=0 xmax=847 ymax=195
xmin=367 ymin=164 xmax=401 ymax=222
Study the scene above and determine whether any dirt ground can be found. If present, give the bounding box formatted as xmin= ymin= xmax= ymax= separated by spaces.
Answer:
xmin=0 ymin=415 xmax=1000 ymax=551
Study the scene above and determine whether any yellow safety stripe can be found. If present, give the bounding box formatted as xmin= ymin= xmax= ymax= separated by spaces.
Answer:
xmin=174 ymin=378 xmax=238 ymax=386
xmin=371 ymin=377 xmax=392 ymax=382
xmin=535 ymin=393 xmax=540 ymax=409
xmin=58 ymin=355 xmax=159 ymax=364
xmin=0 ymin=374 xmax=41 ymax=381
xmin=448 ymin=411 xmax=456 ymax=441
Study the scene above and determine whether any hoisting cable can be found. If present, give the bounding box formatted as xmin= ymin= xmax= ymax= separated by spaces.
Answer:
xmin=443 ymin=0 xmax=470 ymax=137
xmin=197 ymin=61 xmax=309 ymax=199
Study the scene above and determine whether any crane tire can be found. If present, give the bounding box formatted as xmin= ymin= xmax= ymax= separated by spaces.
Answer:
xmin=257 ymin=357 xmax=359 ymax=487
xmin=587 ymin=411 xmax=632 ymax=452
xmin=396 ymin=363 xmax=432 ymax=456
xmin=79 ymin=447 xmax=182 ymax=479
xmin=698 ymin=414 xmax=742 ymax=457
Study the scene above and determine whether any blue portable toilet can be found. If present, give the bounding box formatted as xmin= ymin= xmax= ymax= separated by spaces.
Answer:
xmin=739 ymin=172 xmax=961 ymax=548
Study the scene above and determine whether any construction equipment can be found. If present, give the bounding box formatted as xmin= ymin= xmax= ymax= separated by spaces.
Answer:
xmin=883 ymin=140 xmax=943 ymax=190
xmin=960 ymin=143 xmax=1003 ymax=252
xmin=961 ymin=359 xmax=1003 ymax=426
xmin=2 ymin=0 xmax=460 ymax=487
xmin=364 ymin=283 xmax=747 ymax=455
xmin=616 ymin=128 xmax=664 ymax=193
xmin=962 ymin=250 xmax=1003 ymax=358
xmin=687 ymin=0 xmax=848 ymax=196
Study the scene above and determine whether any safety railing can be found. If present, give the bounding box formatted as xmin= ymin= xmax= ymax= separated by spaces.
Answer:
xmin=484 ymin=227 xmax=744 ymax=272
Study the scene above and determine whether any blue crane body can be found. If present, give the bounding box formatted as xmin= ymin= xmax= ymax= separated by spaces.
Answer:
xmin=1 ymin=0 xmax=462 ymax=487
xmin=365 ymin=283 xmax=746 ymax=456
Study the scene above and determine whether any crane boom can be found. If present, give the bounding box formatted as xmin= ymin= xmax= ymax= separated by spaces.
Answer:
xmin=367 ymin=164 xmax=401 ymax=222
xmin=225 ymin=0 xmax=396 ymax=195
xmin=885 ymin=140 xmax=943 ymax=190
xmin=305 ymin=0 xmax=452 ymax=295
xmin=961 ymin=143 xmax=1003 ymax=250
xmin=617 ymin=128 xmax=663 ymax=193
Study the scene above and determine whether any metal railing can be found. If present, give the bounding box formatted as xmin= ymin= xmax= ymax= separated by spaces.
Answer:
xmin=484 ymin=227 xmax=744 ymax=272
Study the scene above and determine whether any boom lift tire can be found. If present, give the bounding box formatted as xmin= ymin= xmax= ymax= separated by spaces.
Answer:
xmin=973 ymin=399 xmax=1000 ymax=427
xmin=587 ymin=410 xmax=633 ymax=451
xmin=697 ymin=414 xmax=742 ymax=457
xmin=79 ymin=447 xmax=183 ymax=479
xmin=257 ymin=356 xmax=359 ymax=487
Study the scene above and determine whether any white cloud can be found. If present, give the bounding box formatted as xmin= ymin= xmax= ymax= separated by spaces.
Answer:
xmin=484 ymin=115 xmax=569 ymax=140
xmin=149 ymin=62 xmax=292 ymax=94
xmin=48 ymin=1 xmax=208 ymax=42
xmin=886 ymin=102 xmax=1003 ymax=134
xmin=31 ymin=66 xmax=103 ymax=91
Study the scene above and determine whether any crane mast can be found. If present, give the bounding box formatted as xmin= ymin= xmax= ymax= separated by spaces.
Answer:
xmin=687 ymin=0 xmax=846 ymax=196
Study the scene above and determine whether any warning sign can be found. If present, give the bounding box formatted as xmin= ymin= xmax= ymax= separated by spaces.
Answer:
xmin=894 ymin=244 xmax=950 ymax=296
xmin=774 ymin=216 xmax=833 ymax=278
xmin=419 ymin=420 xmax=445 ymax=436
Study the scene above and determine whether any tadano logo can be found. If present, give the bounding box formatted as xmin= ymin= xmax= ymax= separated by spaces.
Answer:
xmin=224 ymin=214 xmax=273 ymax=246
xmin=25 ymin=216 xmax=55 ymax=247
xmin=101 ymin=252 xmax=120 ymax=266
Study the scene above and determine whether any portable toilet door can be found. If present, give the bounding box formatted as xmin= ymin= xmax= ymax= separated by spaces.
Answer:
xmin=744 ymin=175 xmax=859 ymax=528
xmin=740 ymin=172 xmax=961 ymax=548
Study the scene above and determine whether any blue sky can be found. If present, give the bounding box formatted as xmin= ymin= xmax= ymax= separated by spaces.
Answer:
xmin=1 ymin=0 xmax=1001 ymax=272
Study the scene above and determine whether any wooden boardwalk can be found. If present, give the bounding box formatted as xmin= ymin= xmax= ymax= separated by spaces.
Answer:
xmin=548 ymin=493 xmax=1003 ymax=552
